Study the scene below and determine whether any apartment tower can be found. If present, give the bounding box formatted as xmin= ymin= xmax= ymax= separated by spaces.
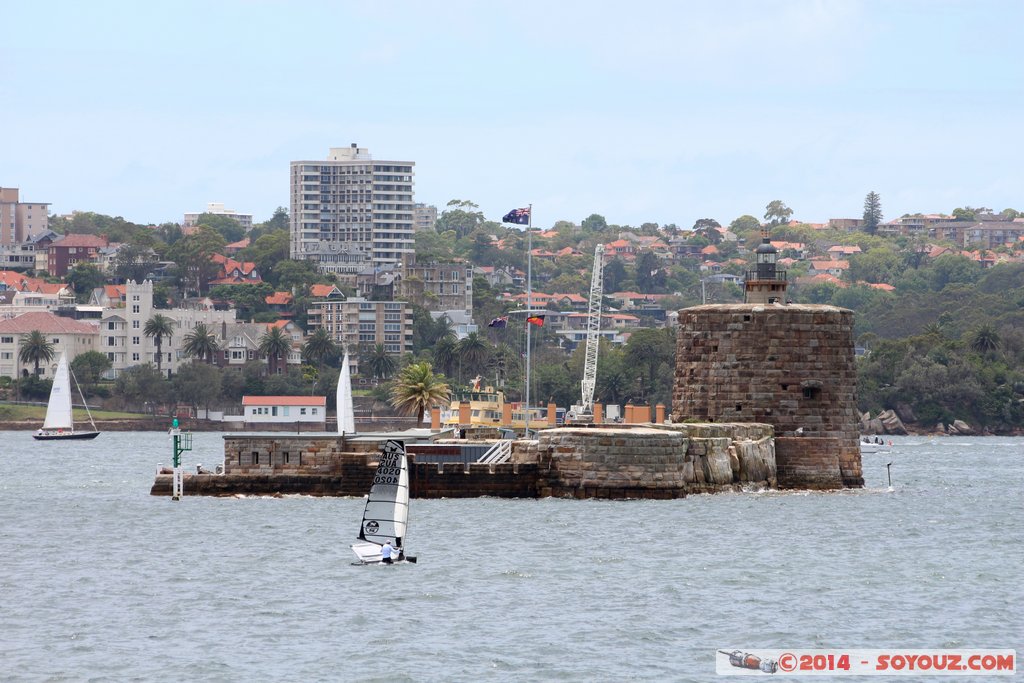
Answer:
xmin=289 ymin=145 xmax=415 ymax=279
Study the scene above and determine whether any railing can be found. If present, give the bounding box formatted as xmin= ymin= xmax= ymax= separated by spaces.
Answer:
xmin=477 ymin=440 xmax=512 ymax=464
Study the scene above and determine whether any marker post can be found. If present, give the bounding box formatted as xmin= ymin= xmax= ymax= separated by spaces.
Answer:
xmin=170 ymin=417 xmax=193 ymax=501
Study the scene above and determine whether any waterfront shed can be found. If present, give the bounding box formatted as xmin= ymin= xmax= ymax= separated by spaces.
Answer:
xmin=241 ymin=396 xmax=326 ymax=427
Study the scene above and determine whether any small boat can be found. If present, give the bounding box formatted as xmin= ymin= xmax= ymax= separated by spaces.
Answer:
xmin=33 ymin=352 xmax=100 ymax=441
xmin=351 ymin=439 xmax=416 ymax=564
xmin=860 ymin=436 xmax=891 ymax=454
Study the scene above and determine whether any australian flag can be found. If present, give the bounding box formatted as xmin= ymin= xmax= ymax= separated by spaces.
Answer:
xmin=488 ymin=316 xmax=508 ymax=328
xmin=502 ymin=207 xmax=531 ymax=225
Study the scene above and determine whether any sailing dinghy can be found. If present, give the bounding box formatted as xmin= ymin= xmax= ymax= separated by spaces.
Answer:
xmin=33 ymin=351 xmax=100 ymax=440
xmin=351 ymin=439 xmax=416 ymax=564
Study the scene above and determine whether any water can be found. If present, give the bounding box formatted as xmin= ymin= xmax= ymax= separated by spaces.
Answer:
xmin=1 ymin=433 xmax=1020 ymax=682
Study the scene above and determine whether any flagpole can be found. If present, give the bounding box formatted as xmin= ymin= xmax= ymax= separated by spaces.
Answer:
xmin=525 ymin=203 xmax=532 ymax=437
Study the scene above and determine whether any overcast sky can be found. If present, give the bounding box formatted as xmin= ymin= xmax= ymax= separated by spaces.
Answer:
xmin=3 ymin=0 xmax=1022 ymax=229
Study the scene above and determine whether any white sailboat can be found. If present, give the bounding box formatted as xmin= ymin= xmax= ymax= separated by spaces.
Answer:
xmin=337 ymin=350 xmax=355 ymax=435
xmin=351 ymin=439 xmax=416 ymax=564
xmin=33 ymin=351 xmax=100 ymax=441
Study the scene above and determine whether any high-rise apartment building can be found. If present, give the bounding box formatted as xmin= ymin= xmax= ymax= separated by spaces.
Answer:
xmin=0 ymin=187 xmax=50 ymax=247
xmin=289 ymin=145 xmax=415 ymax=279
xmin=413 ymin=203 xmax=437 ymax=232
xmin=184 ymin=202 xmax=254 ymax=232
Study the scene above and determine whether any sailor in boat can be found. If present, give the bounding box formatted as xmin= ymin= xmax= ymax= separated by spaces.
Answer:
xmin=381 ymin=539 xmax=396 ymax=565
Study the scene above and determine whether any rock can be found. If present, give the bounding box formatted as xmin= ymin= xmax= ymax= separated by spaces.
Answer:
xmin=867 ymin=417 xmax=885 ymax=434
xmin=895 ymin=403 xmax=917 ymax=424
xmin=935 ymin=422 xmax=946 ymax=434
xmin=878 ymin=410 xmax=908 ymax=435
xmin=952 ymin=419 xmax=974 ymax=435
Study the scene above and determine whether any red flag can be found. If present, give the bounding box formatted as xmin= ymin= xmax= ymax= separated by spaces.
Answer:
xmin=526 ymin=314 xmax=545 ymax=327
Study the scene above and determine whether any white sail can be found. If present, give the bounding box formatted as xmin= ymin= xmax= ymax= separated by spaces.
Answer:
xmin=42 ymin=352 xmax=73 ymax=430
xmin=356 ymin=439 xmax=409 ymax=548
xmin=337 ymin=351 xmax=355 ymax=435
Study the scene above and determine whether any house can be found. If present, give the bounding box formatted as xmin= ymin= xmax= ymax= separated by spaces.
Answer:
xmin=208 ymin=254 xmax=261 ymax=286
xmin=0 ymin=311 xmax=100 ymax=378
xmin=241 ymin=395 xmax=326 ymax=427
xmin=265 ymin=291 xmax=294 ymax=315
xmin=827 ymin=245 xmax=862 ymax=259
xmin=90 ymin=285 xmax=127 ymax=308
xmin=604 ymin=240 xmax=636 ymax=261
xmin=808 ymin=260 xmax=849 ymax=279
xmin=47 ymin=234 xmax=109 ymax=276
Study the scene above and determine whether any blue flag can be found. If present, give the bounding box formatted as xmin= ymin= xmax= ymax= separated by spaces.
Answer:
xmin=502 ymin=207 xmax=530 ymax=225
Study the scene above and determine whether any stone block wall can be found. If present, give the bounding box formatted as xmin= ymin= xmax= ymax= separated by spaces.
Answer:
xmin=775 ymin=437 xmax=843 ymax=489
xmin=673 ymin=303 xmax=863 ymax=487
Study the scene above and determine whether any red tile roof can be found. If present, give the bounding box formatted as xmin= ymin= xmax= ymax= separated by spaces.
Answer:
xmin=52 ymin=234 xmax=108 ymax=248
xmin=0 ymin=312 xmax=99 ymax=334
xmin=242 ymin=395 xmax=326 ymax=406
xmin=265 ymin=291 xmax=293 ymax=306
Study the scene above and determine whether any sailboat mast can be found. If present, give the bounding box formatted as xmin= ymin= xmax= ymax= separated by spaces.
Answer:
xmin=70 ymin=364 xmax=98 ymax=430
xmin=525 ymin=204 xmax=532 ymax=436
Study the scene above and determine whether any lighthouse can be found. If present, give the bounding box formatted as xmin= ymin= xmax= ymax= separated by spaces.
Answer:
xmin=744 ymin=228 xmax=787 ymax=304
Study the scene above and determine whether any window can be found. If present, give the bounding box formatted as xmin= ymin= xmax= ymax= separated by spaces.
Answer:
xmin=51 ymin=338 xmax=59 ymax=345
xmin=107 ymin=322 xmax=115 ymax=330
xmin=300 ymin=408 xmax=307 ymax=415
xmin=133 ymin=295 xmax=139 ymax=302
xmin=132 ymin=353 xmax=140 ymax=361
xmin=0 ymin=336 xmax=12 ymax=344
xmin=282 ymin=407 xmax=290 ymax=417
xmin=132 ymin=337 xmax=140 ymax=345
xmin=272 ymin=406 xmax=278 ymax=416
xmin=311 ymin=408 xmax=318 ymax=415
xmin=132 ymin=305 xmax=140 ymax=314
xmin=132 ymin=320 xmax=139 ymax=329
xmin=107 ymin=353 xmax=114 ymax=361
xmin=108 ymin=337 xmax=115 ymax=346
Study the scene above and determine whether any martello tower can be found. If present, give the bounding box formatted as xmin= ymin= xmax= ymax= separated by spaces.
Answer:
xmin=673 ymin=299 xmax=863 ymax=488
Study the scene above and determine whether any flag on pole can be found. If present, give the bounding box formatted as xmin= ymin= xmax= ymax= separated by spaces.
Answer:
xmin=488 ymin=316 xmax=508 ymax=328
xmin=526 ymin=314 xmax=545 ymax=327
xmin=502 ymin=207 xmax=531 ymax=225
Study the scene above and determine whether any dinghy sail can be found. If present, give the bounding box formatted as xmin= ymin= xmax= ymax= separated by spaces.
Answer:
xmin=351 ymin=439 xmax=415 ymax=564
xmin=337 ymin=350 xmax=355 ymax=435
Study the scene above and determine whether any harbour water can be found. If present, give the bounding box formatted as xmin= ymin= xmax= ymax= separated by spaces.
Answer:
xmin=1 ymin=432 xmax=1020 ymax=681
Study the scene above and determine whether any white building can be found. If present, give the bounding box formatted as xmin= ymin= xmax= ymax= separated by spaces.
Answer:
xmin=184 ymin=202 xmax=254 ymax=232
xmin=0 ymin=312 xmax=100 ymax=378
xmin=290 ymin=144 xmax=415 ymax=278
xmin=241 ymin=395 xmax=326 ymax=426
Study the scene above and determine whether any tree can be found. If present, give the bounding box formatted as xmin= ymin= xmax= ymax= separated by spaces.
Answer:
xmin=258 ymin=326 xmax=292 ymax=375
xmin=182 ymin=322 xmax=221 ymax=364
xmin=764 ymin=200 xmax=793 ymax=226
xmin=729 ymin=214 xmax=761 ymax=236
xmin=581 ymin=214 xmax=608 ymax=233
xmin=165 ymin=225 xmax=227 ymax=295
xmin=66 ymin=264 xmax=106 ymax=303
xmin=70 ymin=351 xmax=111 ymax=395
xmin=144 ymin=314 xmax=175 ymax=374
xmin=624 ymin=328 xmax=675 ymax=403
xmin=362 ymin=343 xmax=398 ymax=380
xmin=302 ymin=328 xmax=339 ymax=374
xmin=432 ymin=337 xmax=458 ymax=378
xmin=634 ymin=251 xmax=666 ymax=292
xmin=435 ymin=200 xmax=485 ymax=239
xmin=195 ymin=212 xmax=246 ymax=243
xmin=969 ymin=325 xmax=1000 ymax=356
xmin=456 ymin=332 xmax=490 ymax=382
xmin=112 ymin=244 xmax=160 ymax=283
xmin=172 ymin=361 xmax=222 ymax=415
xmin=113 ymin=364 xmax=169 ymax=411
xmin=388 ymin=362 xmax=450 ymax=427
xmin=18 ymin=330 xmax=54 ymax=376
xmin=209 ymin=283 xmax=273 ymax=320
xmin=863 ymin=191 xmax=883 ymax=235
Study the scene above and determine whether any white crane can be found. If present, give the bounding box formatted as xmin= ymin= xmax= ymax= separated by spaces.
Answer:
xmin=567 ymin=243 xmax=604 ymax=423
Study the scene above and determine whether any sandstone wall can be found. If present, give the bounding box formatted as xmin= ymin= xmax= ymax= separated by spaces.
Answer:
xmin=673 ymin=303 xmax=863 ymax=487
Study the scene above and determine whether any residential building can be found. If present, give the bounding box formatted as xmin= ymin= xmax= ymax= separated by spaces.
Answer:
xmin=430 ymin=310 xmax=478 ymax=340
xmin=290 ymin=144 xmax=415 ymax=278
xmin=98 ymin=279 xmax=236 ymax=378
xmin=48 ymin=234 xmax=109 ymax=277
xmin=413 ymin=203 xmax=437 ymax=232
xmin=306 ymin=293 xmax=413 ymax=374
xmin=241 ymin=395 xmax=326 ymax=427
xmin=827 ymin=218 xmax=864 ymax=232
xmin=402 ymin=261 xmax=473 ymax=313
xmin=184 ymin=202 xmax=254 ymax=232
xmin=0 ymin=187 xmax=50 ymax=247
xmin=0 ymin=312 xmax=99 ymax=378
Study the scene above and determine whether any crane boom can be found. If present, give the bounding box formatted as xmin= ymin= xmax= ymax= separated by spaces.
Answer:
xmin=568 ymin=243 xmax=604 ymax=422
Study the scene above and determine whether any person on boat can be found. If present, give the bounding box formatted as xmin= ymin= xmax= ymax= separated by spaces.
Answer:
xmin=381 ymin=539 xmax=395 ymax=565
xmin=36 ymin=428 xmax=43 ymax=436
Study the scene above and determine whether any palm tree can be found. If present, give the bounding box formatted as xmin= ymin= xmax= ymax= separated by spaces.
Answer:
xmin=456 ymin=332 xmax=490 ymax=383
xmin=18 ymin=330 xmax=55 ymax=376
xmin=365 ymin=343 xmax=397 ymax=380
xmin=182 ymin=322 xmax=221 ymax=364
xmin=969 ymin=325 xmax=1000 ymax=356
xmin=302 ymin=328 xmax=338 ymax=373
xmin=389 ymin=362 xmax=450 ymax=427
xmin=143 ymin=314 xmax=175 ymax=374
xmin=432 ymin=337 xmax=458 ymax=377
xmin=258 ymin=326 xmax=293 ymax=375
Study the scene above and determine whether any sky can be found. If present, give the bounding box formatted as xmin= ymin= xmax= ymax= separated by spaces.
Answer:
xmin=3 ymin=0 xmax=1023 ymax=230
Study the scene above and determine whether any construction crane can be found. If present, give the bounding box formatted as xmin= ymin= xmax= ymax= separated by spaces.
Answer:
xmin=567 ymin=243 xmax=604 ymax=423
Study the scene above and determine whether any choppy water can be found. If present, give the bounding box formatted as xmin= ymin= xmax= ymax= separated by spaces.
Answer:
xmin=0 ymin=432 xmax=1020 ymax=681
